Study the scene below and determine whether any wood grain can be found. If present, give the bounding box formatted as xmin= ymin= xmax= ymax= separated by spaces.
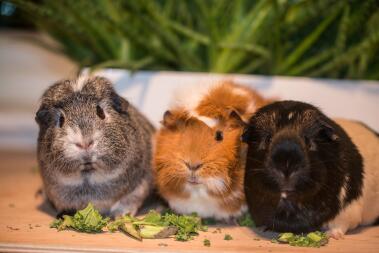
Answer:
xmin=0 ymin=151 xmax=378 ymax=253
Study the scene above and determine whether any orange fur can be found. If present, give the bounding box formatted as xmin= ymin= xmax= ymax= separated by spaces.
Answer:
xmin=153 ymin=81 xmax=271 ymax=218
xmin=196 ymin=81 xmax=269 ymax=122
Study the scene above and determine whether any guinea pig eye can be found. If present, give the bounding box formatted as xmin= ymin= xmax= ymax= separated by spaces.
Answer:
xmin=266 ymin=134 xmax=272 ymax=144
xmin=305 ymin=136 xmax=317 ymax=151
xmin=215 ymin=130 xmax=223 ymax=141
xmin=259 ymin=134 xmax=271 ymax=149
xmin=96 ymin=105 xmax=106 ymax=120
xmin=58 ymin=114 xmax=65 ymax=128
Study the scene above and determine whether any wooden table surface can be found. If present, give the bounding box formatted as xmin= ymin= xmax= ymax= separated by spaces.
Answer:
xmin=0 ymin=150 xmax=378 ymax=253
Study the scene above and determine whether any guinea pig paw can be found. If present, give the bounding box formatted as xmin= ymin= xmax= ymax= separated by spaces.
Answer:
xmin=327 ymin=228 xmax=345 ymax=240
xmin=110 ymin=204 xmax=138 ymax=218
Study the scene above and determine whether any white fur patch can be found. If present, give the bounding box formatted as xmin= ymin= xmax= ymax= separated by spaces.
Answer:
xmin=170 ymin=82 xmax=258 ymax=128
xmin=196 ymin=116 xmax=219 ymax=128
xmin=288 ymin=112 xmax=294 ymax=119
xmin=168 ymin=181 xmax=245 ymax=220
xmin=205 ymin=177 xmax=227 ymax=193
xmin=339 ymin=175 xmax=348 ymax=204
xmin=63 ymin=126 xmax=85 ymax=159
xmin=89 ymin=167 xmax=124 ymax=184
xmin=171 ymin=83 xmax=221 ymax=128
xmin=232 ymin=87 xmax=249 ymax=97
xmin=63 ymin=127 xmax=100 ymax=159
xmin=326 ymin=120 xmax=379 ymax=236
xmin=327 ymin=198 xmax=363 ymax=237
xmin=246 ymin=102 xmax=256 ymax=115
xmin=57 ymin=166 xmax=125 ymax=186
xmin=72 ymin=74 xmax=88 ymax=92
xmin=171 ymin=83 xmax=211 ymax=112
xmin=169 ymin=185 xmax=228 ymax=219
xmin=57 ymin=174 xmax=83 ymax=186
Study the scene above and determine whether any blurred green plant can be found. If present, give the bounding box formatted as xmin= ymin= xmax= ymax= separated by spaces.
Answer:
xmin=11 ymin=0 xmax=379 ymax=79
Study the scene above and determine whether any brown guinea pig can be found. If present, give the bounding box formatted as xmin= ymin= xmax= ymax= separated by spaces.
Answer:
xmin=36 ymin=76 xmax=155 ymax=218
xmin=154 ymin=81 xmax=271 ymax=220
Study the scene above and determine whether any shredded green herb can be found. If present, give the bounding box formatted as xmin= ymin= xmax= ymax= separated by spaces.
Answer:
xmin=272 ymin=231 xmax=329 ymax=247
xmin=224 ymin=234 xmax=233 ymax=240
xmin=51 ymin=205 xmax=209 ymax=241
xmin=162 ymin=212 xmax=207 ymax=241
xmin=50 ymin=203 xmax=109 ymax=233
xmin=237 ymin=213 xmax=255 ymax=227
xmin=203 ymin=239 xmax=211 ymax=247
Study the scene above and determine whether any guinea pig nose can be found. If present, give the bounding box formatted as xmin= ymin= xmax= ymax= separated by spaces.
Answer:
xmin=185 ymin=162 xmax=203 ymax=171
xmin=273 ymin=139 xmax=302 ymax=154
xmin=75 ymin=140 xmax=94 ymax=150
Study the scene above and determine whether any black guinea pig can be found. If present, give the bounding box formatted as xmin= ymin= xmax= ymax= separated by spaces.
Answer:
xmin=242 ymin=100 xmax=379 ymax=238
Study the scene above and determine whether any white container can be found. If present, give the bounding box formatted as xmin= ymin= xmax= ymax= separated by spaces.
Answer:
xmin=1 ymin=69 xmax=379 ymax=150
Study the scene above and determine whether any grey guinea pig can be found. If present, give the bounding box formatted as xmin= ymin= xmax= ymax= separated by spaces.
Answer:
xmin=35 ymin=75 xmax=155 ymax=217
xmin=242 ymin=100 xmax=379 ymax=238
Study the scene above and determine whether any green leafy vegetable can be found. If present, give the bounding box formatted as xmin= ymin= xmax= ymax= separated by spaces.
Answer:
xmin=119 ymin=223 xmax=142 ymax=241
xmin=50 ymin=203 xmax=109 ymax=233
xmin=139 ymin=225 xmax=178 ymax=239
xmin=107 ymin=215 xmax=137 ymax=232
xmin=72 ymin=203 xmax=110 ymax=232
xmin=13 ymin=0 xmax=379 ymax=80
xmin=237 ymin=213 xmax=255 ymax=228
xmin=224 ymin=234 xmax=233 ymax=240
xmin=273 ymin=231 xmax=329 ymax=247
xmin=143 ymin=211 xmax=163 ymax=224
xmin=50 ymin=215 xmax=73 ymax=231
xmin=277 ymin=232 xmax=294 ymax=243
xmin=51 ymin=206 xmax=207 ymax=241
xmin=162 ymin=212 xmax=207 ymax=241
xmin=106 ymin=210 xmax=205 ymax=241
xmin=203 ymin=239 xmax=211 ymax=247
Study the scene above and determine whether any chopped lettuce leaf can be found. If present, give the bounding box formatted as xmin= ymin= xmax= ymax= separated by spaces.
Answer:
xmin=143 ymin=210 xmax=163 ymax=224
xmin=119 ymin=223 xmax=142 ymax=240
xmin=224 ymin=234 xmax=233 ymax=240
xmin=50 ymin=203 xmax=109 ymax=233
xmin=139 ymin=225 xmax=178 ymax=239
xmin=162 ymin=212 xmax=207 ymax=241
xmin=203 ymin=239 xmax=211 ymax=247
xmin=51 ymin=205 xmax=207 ymax=241
xmin=273 ymin=231 xmax=329 ymax=247
xmin=237 ymin=213 xmax=255 ymax=227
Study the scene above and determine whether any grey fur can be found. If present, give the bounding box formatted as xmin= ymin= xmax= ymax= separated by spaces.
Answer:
xmin=36 ymin=76 xmax=155 ymax=216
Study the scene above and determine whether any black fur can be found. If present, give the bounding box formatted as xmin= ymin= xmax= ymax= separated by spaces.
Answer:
xmin=242 ymin=101 xmax=363 ymax=233
xmin=374 ymin=217 xmax=379 ymax=226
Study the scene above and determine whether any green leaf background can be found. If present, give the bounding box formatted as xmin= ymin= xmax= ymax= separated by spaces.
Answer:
xmin=11 ymin=0 xmax=379 ymax=80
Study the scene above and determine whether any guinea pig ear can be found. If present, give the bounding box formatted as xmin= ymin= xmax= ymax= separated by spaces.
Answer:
xmin=35 ymin=106 xmax=65 ymax=128
xmin=161 ymin=110 xmax=189 ymax=129
xmin=161 ymin=110 xmax=176 ymax=129
xmin=318 ymin=120 xmax=339 ymax=141
xmin=35 ymin=106 xmax=51 ymax=126
xmin=227 ymin=109 xmax=246 ymax=128
xmin=110 ymin=92 xmax=129 ymax=114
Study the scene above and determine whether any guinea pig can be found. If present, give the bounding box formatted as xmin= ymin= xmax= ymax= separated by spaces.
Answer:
xmin=35 ymin=75 xmax=155 ymax=217
xmin=154 ymin=81 xmax=271 ymax=220
xmin=242 ymin=100 xmax=379 ymax=238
